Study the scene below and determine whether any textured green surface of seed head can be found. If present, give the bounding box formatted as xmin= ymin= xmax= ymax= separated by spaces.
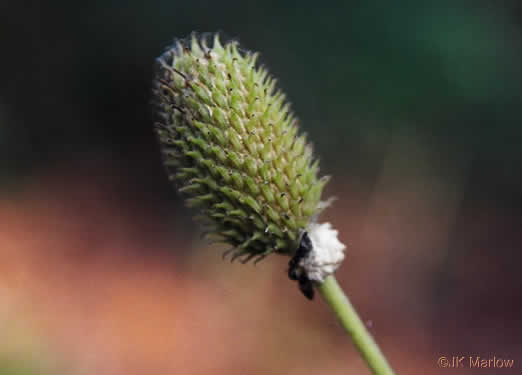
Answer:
xmin=152 ymin=33 xmax=329 ymax=263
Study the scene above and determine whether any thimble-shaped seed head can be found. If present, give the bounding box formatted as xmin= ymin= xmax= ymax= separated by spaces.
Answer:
xmin=152 ymin=34 xmax=330 ymax=263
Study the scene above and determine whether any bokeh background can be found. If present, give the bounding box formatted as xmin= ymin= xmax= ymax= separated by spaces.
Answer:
xmin=1 ymin=0 xmax=521 ymax=374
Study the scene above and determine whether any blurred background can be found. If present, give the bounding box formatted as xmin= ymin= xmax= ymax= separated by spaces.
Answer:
xmin=1 ymin=0 xmax=521 ymax=373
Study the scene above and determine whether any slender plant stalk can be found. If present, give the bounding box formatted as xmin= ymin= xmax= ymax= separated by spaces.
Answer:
xmin=317 ymin=276 xmax=395 ymax=375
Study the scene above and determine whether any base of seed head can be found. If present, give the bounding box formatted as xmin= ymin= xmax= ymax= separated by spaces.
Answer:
xmin=287 ymin=223 xmax=346 ymax=299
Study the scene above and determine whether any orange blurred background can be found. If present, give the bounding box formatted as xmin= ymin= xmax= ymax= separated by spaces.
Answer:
xmin=1 ymin=154 xmax=520 ymax=374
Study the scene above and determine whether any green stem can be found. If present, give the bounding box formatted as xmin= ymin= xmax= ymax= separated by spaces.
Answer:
xmin=316 ymin=276 xmax=395 ymax=375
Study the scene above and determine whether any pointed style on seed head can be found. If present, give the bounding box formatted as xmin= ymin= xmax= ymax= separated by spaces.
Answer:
xmin=152 ymin=33 xmax=330 ymax=263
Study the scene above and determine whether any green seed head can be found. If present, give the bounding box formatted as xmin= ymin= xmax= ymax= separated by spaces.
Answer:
xmin=152 ymin=34 xmax=329 ymax=263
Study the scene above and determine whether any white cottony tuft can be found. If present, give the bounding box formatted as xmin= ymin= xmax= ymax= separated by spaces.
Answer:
xmin=300 ymin=222 xmax=346 ymax=282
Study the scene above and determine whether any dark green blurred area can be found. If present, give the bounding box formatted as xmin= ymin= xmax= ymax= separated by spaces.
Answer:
xmin=1 ymin=0 xmax=521 ymax=203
